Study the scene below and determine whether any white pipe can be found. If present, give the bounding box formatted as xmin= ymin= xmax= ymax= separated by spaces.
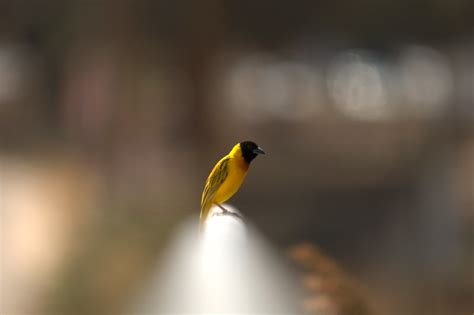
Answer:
xmin=131 ymin=204 xmax=303 ymax=314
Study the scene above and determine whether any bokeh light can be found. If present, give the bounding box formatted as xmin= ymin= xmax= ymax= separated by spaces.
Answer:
xmin=221 ymin=53 xmax=323 ymax=122
xmin=327 ymin=51 xmax=390 ymax=121
xmin=397 ymin=46 xmax=453 ymax=117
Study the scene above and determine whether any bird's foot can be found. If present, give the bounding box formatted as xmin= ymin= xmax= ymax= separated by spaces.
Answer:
xmin=213 ymin=204 xmax=244 ymax=220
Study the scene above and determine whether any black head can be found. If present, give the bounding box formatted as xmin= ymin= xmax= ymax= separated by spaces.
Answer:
xmin=240 ymin=141 xmax=265 ymax=164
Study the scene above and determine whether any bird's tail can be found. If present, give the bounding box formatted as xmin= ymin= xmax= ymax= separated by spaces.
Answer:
xmin=199 ymin=204 xmax=211 ymax=228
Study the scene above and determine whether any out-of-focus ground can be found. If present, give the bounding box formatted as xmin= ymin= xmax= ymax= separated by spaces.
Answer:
xmin=0 ymin=1 xmax=473 ymax=315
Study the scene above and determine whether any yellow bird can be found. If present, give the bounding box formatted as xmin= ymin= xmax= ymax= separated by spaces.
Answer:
xmin=200 ymin=141 xmax=265 ymax=226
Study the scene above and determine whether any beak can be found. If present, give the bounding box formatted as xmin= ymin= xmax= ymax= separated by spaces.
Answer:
xmin=253 ymin=147 xmax=265 ymax=155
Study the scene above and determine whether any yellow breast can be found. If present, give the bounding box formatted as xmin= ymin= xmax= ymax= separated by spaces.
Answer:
xmin=212 ymin=156 xmax=248 ymax=204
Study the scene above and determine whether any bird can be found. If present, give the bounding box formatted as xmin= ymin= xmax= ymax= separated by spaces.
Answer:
xmin=200 ymin=141 xmax=265 ymax=226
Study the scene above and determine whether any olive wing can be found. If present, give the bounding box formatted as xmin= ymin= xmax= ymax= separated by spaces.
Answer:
xmin=201 ymin=156 xmax=230 ymax=211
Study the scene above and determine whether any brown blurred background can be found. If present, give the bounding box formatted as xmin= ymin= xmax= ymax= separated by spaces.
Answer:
xmin=0 ymin=1 xmax=473 ymax=314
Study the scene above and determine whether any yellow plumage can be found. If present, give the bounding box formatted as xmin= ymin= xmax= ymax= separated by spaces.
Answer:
xmin=200 ymin=141 xmax=264 ymax=226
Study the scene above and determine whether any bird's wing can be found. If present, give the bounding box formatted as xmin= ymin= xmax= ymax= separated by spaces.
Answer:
xmin=201 ymin=156 xmax=230 ymax=214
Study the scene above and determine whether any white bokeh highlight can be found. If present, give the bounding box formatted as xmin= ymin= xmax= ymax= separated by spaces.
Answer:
xmin=327 ymin=51 xmax=390 ymax=121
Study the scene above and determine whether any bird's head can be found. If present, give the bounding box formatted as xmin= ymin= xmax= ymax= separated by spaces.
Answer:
xmin=240 ymin=141 xmax=265 ymax=164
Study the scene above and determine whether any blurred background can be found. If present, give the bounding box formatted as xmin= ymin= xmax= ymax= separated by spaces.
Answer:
xmin=0 ymin=1 xmax=473 ymax=314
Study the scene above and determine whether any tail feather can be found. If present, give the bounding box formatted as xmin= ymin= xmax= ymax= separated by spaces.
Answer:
xmin=199 ymin=203 xmax=211 ymax=227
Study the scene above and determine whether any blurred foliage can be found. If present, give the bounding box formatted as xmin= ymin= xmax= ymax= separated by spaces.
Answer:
xmin=289 ymin=243 xmax=374 ymax=315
